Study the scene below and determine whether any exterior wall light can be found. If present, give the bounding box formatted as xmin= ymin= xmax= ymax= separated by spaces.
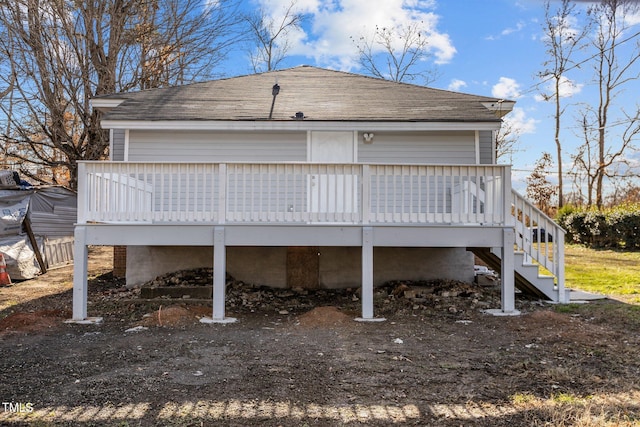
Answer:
xmin=363 ymin=133 xmax=374 ymax=143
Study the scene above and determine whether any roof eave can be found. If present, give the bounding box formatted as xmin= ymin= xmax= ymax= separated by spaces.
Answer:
xmin=91 ymin=98 xmax=128 ymax=113
xmin=482 ymin=101 xmax=516 ymax=118
xmin=100 ymin=119 xmax=503 ymax=132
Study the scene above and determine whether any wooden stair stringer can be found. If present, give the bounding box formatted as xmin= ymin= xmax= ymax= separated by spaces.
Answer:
xmin=469 ymin=247 xmax=559 ymax=301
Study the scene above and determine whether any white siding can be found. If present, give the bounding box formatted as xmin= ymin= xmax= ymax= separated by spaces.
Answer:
xmin=479 ymin=130 xmax=494 ymax=164
xmin=112 ymin=129 xmax=126 ymax=161
xmin=128 ymin=130 xmax=307 ymax=162
xmin=126 ymin=129 xmax=482 ymax=164
xmin=358 ymin=131 xmax=476 ymax=164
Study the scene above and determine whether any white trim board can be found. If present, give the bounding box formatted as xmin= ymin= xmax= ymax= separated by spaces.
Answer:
xmin=101 ymin=120 xmax=503 ymax=132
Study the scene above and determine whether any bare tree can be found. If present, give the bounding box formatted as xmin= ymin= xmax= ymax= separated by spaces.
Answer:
xmin=0 ymin=28 xmax=16 ymax=164
xmin=0 ymin=0 xmax=241 ymax=189
xmin=0 ymin=74 xmax=13 ymax=100
xmin=606 ymin=177 xmax=640 ymax=205
xmin=131 ymin=0 xmax=241 ymax=90
xmin=352 ymin=22 xmax=439 ymax=85
xmin=244 ymin=1 xmax=304 ymax=73
xmin=571 ymin=112 xmax=600 ymax=206
xmin=573 ymin=107 xmax=640 ymax=208
xmin=526 ymin=152 xmax=557 ymax=214
xmin=607 ymin=182 xmax=640 ymax=204
xmin=575 ymin=0 xmax=640 ymax=209
xmin=538 ymin=0 xmax=590 ymax=208
xmin=494 ymin=118 xmax=521 ymax=164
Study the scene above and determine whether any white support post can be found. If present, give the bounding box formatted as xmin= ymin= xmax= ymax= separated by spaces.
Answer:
xmin=362 ymin=165 xmax=370 ymax=225
xmin=67 ymin=225 xmax=102 ymax=324
xmin=218 ymin=164 xmax=227 ymax=224
xmin=356 ymin=227 xmax=385 ymax=322
xmin=486 ymin=227 xmax=520 ymax=316
xmin=556 ymin=232 xmax=567 ymax=303
xmin=501 ymin=227 xmax=516 ymax=313
xmin=76 ymin=162 xmax=87 ymax=224
xmin=201 ymin=226 xmax=237 ymax=324
xmin=503 ymin=166 xmax=513 ymax=227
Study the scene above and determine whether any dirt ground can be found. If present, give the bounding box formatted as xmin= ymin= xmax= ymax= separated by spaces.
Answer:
xmin=0 ymin=247 xmax=639 ymax=426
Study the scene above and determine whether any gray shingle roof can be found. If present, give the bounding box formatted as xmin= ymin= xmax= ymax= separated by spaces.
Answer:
xmin=98 ymin=66 xmax=508 ymax=122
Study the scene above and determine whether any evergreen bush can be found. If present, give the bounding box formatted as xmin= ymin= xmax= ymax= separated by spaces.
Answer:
xmin=555 ymin=204 xmax=640 ymax=250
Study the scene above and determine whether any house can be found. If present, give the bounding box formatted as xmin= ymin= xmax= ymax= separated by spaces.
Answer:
xmin=72 ymin=65 xmax=566 ymax=324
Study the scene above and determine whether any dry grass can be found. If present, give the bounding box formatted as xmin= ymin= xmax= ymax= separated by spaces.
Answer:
xmin=513 ymin=390 xmax=640 ymax=426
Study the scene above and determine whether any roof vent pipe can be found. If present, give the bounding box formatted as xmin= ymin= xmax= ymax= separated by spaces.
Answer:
xmin=268 ymin=83 xmax=280 ymax=120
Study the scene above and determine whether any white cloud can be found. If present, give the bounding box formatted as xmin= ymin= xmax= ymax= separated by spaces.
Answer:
xmin=204 ymin=0 xmax=221 ymax=11
xmin=504 ymin=107 xmax=538 ymax=135
xmin=534 ymin=75 xmax=583 ymax=101
xmin=624 ymin=9 xmax=640 ymax=26
xmin=486 ymin=19 xmax=527 ymax=40
xmin=546 ymin=14 xmax=580 ymax=41
xmin=426 ymin=30 xmax=456 ymax=64
xmin=447 ymin=78 xmax=467 ymax=91
xmin=256 ymin=0 xmax=456 ymax=70
xmin=556 ymin=76 xmax=582 ymax=97
xmin=492 ymin=77 xmax=521 ymax=99
xmin=501 ymin=21 xmax=526 ymax=36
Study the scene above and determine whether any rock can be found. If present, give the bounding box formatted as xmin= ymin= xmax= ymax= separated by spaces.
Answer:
xmin=124 ymin=326 xmax=148 ymax=333
xmin=476 ymin=274 xmax=498 ymax=287
xmin=108 ymin=266 xmax=501 ymax=317
xmin=392 ymin=283 xmax=411 ymax=296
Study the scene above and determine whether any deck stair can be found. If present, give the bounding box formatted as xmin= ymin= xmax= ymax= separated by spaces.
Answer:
xmin=470 ymin=190 xmax=568 ymax=303
xmin=470 ymin=247 xmax=568 ymax=301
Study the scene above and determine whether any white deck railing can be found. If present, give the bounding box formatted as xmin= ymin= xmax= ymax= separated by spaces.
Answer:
xmin=512 ymin=190 xmax=566 ymax=293
xmin=76 ymin=161 xmax=564 ymax=295
xmin=77 ymin=162 xmax=511 ymax=226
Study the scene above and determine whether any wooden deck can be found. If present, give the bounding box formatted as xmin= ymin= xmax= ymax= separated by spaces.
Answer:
xmin=71 ymin=161 xmax=565 ymax=323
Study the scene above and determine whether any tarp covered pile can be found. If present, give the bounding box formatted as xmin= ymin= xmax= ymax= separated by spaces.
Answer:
xmin=0 ymin=170 xmax=77 ymax=280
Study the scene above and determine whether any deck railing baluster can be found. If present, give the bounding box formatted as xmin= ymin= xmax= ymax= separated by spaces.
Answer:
xmin=80 ymin=161 xmax=521 ymax=229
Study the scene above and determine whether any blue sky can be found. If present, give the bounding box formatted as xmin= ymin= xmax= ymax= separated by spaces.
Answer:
xmin=220 ymin=0 xmax=640 ymax=193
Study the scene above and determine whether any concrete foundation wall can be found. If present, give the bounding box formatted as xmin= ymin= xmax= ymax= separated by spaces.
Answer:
xmin=319 ymin=247 xmax=474 ymax=288
xmin=126 ymin=246 xmax=474 ymax=288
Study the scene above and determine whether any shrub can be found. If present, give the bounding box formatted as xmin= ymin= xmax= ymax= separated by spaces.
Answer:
xmin=609 ymin=204 xmax=640 ymax=250
xmin=561 ymin=210 xmax=589 ymax=245
xmin=555 ymin=205 xmax=576 ymax=240
xmin=584 ymin=210 xmax=614 ymax=248
xmin=558 ymin=204 xmax=640 ymax=250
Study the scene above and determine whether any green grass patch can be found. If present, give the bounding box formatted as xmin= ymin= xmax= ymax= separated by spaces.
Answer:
xmin=551 ymin=392 xmax=585 ymax=405
xmin=564 ymin=245 xmax=640 ymax=298
xmin=552 ymin=302 xmax=640 ymax=330
xmin=511 ymin=392 xmax=538 ymax=405
xmin=553 ymin=303 xmax=585 ymax=313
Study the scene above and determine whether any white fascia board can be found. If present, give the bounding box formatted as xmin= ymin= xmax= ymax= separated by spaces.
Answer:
xmin=100 ymin=120 xmax=503 ymax=132
xmin=482 ymin=101 xmax=516 ymax=118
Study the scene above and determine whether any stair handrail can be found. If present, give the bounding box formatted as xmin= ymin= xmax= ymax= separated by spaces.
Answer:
xmin=511 ymin=190 xmax=566 ymax=302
